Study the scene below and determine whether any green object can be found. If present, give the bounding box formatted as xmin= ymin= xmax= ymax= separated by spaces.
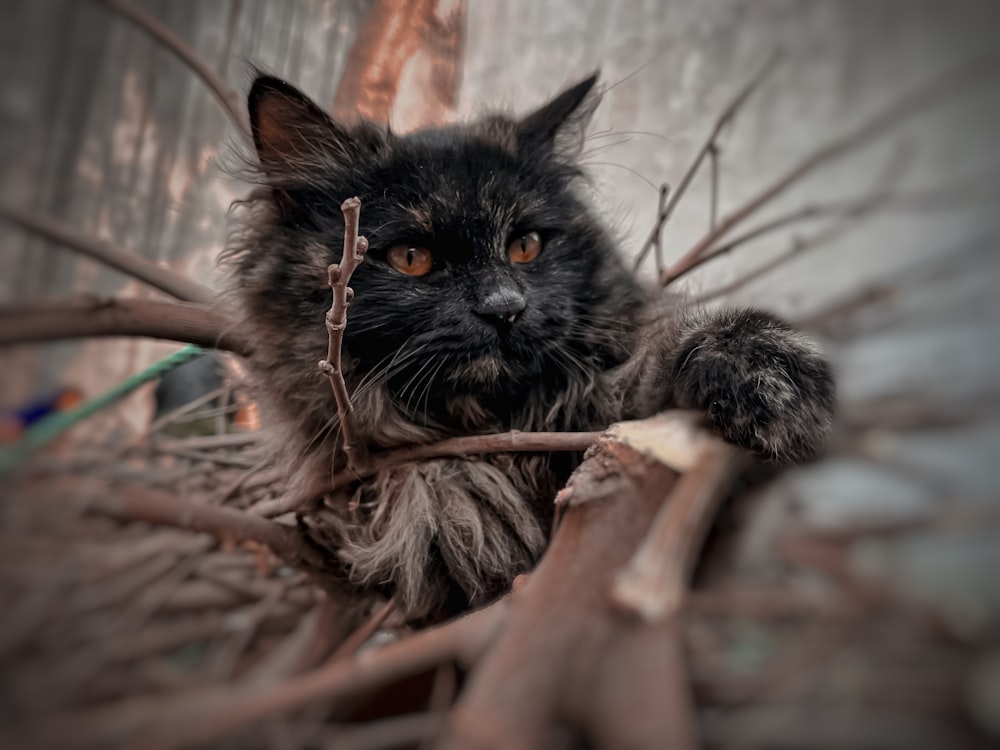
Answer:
xmin=0 ymin=344 xmax=205 ymax=474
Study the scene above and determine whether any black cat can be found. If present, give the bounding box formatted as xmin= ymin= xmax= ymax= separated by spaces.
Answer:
xmin=225 ymin=72 xmax=835 ymax=620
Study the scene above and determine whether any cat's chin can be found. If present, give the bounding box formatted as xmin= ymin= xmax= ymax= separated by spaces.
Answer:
xmin=448 ymin=354 xmax=508 ymax=386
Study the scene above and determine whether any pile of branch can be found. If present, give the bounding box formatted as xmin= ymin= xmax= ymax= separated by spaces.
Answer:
xmin=3 ymin=7 xmax=999 ymax=746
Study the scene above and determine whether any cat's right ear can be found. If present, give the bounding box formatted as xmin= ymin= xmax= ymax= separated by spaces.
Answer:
xmin=248 ymin=75 xmax=350 ymax=174
xmin=516 ymin=72 xmax=601 ymax=157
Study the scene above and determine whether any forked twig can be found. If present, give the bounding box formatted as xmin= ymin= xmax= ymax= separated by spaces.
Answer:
xmin=633 ymin=51 xmax=780 ymax=272
xmin=320 ymin=197 xmax=370 ymax=477
xmin=684 ymin=143 xmax=909 ymax=298
xmin=661 ymin=52 xmax=1000 ymax=286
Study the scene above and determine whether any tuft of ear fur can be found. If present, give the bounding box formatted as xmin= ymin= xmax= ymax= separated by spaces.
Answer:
xmin=516 ymin=71 xmax=601 ymax=157
xmin=248 ymin=74 xmax=354 ymax=173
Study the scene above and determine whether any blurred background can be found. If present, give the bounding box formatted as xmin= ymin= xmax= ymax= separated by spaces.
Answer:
xmin=1 ymin=1 xmax=999 ymax=747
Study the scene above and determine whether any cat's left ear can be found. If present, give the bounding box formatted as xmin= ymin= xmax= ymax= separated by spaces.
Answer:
xmin=248 ymin=74 xmax=355 ymax=174
xmin=516 ymin=72 xmax=600 ymax=157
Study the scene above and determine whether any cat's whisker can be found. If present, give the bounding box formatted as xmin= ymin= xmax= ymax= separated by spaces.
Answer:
xmin=579 ymin=160 xmax=659 ymax=193
xmin=416 ymin=357 xmax=448 ymax=427
xmin=584 ymin=128 xmax=675 ymax=146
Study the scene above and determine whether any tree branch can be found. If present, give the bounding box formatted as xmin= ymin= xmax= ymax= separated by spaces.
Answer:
xmin=258 ymin=430 xmax=603 ymax=517
xmin=0 ymin=298 xmax=251 ymax=356
xmin=632 ymin=51 xmax=780 ymax=272
xmin=0 ymin=202 xmax=216 ymax=304
xmin=442 ymin=413 xmax=726 ymax=750
xmin=49 ymin=600 xmax=506 ymax=748
xmin=661 ymin=52 xmax=1000 ymax=286
xmin=50 ymin=479 xmax=308 ymax=564
xmin=612 ymin=442 xmax=746 ymax=621
xmin=96 ymin=0 xmax=250 ymax=139
xmin=319 ymin=197 xmax=371 ymax=477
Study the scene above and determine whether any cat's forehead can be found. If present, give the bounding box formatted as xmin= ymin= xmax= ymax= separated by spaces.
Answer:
xmin=372 ymin=124 xmax=543 ymax=232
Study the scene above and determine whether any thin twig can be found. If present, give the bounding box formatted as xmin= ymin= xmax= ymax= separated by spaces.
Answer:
xmin=687 ymin=149 xmax=906 ymax=304
xmin=320 ymin=197 xmax=370 ymax=477
xmin=114 ymin=603 xmax=506 ymax=749
xmin=0 ymin=202 xmax=216 ymax=303
xmin=653 ymin=183 xmax=670 ymax=274
xmin=45 ymin=478 xmax=311 ymax=567
xmin=691 ymin=146 xmax=910 ymax=303
xmin=661 ymin=52 xmax=1000 ymax=286
xmin=97 ymin=0 xmax=250 ymax=138
xmin=256 ymin=430 xmax=602 ymax=517
xmin=330 ymin=430 xmax=601 ymax=489
xmin=633 ymin=51 xmax=780 ymax=272
xmin=0 ymin=298 xmax=251 ymax=356
xmin=709 ymin=143 xmax=720 ymax=231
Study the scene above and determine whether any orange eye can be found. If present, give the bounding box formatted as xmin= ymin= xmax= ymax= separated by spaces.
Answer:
xmin=508 ymin=232 xmax=542 ymax=264
xmin=387 ymin=245 xmax=434 ymax=276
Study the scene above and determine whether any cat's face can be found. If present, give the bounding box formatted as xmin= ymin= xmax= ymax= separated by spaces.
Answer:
xmin=237 ymin=74 xmax=641 ymax=425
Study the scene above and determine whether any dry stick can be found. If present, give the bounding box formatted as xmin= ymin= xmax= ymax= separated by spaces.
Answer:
xmin=443 ymin=419 xmax=707 ymax=750
xmin=327 ymin=598 xmax=397 ymax=661
xmin=612 ymin=442 xmax=747 ymax=621
xmin=633 ymin=51 xmax=780 ymax=272
xmin=0 ymin=203 xmax=216 ymax=304
xmin=652 ymin=183 xmax=671 ymax=274
xmin=691 ymin=148 xmax=912 ymax=304
xmin=320 ymin=197 xmax=370 ymax=477
xmin=257 ymin=430 xmax=603 ymax=517
xmin=709 ymin=143 xmax=720 ymax=231
xmin=0 ymin=298 xmax=251 ymax=355
xmin=329 ymin=429 xmax=601 ymax=489
xmin=117 ymin=602 xmax=507 ymax=749
xmin=97 ymin=0 xmax=250 ymax=139
xmin=661 ymin=52 xmax=1000 ymax=286
xmin=56 ymin=478 xmax=311 ymax=567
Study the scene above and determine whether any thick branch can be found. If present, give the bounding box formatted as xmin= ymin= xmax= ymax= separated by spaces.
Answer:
xmin=96 ymin=0 xmax=250 ymax=138
xmin=612 ymin=442 xmax=746 ymax=620
xmin=661 ymin=52 xmax=1000 ymax=286
xmin=319 ymin=197 xmax=370 ymax=476
xmin=0 ymin=298 xmax=251 ymax=356
xmin=443 ymin=414 xmax=727 ymax=750
xmin=632 ymin=52 xmax=779 ymax=272
xmin=0 ymin=202 xmax=215 ymax=304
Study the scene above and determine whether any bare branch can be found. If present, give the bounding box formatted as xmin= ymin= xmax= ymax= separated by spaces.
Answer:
xmin=258 ymin=430 xmax=602 ymax=517
xmin=612 ymin=442 xmax=746 ymax=621
xmin=708 ymin=143 xmax=720 ymax=231
xmin=0 ymin=298 xmax=251 ymax=356
xmin=633 ymin=52 xmax=780 ymax=272
xmin=662 ymin=52 xmax=1000 ymax=286
xmin=96 ymin=0 xmax=250 ymax=139
xmin=68 ymin=602 xmax=507 ymax=748
xmin=443 ymin=415 xmax=717 ymax=749
xmin=653 ymin=183 xmax=670 ymax=274
xmin=319 ymin=197 xmax=371 ymax=477
xmin=0 ymin=202 xmax=216 ymax=304
xmin=69 ymin=481 xmax=308 ymax=564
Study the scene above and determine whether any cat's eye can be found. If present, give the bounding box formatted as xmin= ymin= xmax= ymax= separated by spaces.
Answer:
xmin=508 ymin=232 xmax=542 ymax=264
xmin=387 ymin=245 xmax=434 ymax=276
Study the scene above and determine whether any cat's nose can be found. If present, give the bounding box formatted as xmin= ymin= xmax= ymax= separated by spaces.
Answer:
xmin=474 ymin=287 xmax=526 ymax=326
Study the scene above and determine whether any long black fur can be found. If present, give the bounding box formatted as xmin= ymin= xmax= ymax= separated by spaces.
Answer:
xmin=224 ymin=73 xmax=836 ymax=620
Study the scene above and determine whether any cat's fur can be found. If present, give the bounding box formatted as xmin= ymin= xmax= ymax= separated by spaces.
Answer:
xmin=225 ymin=72 xmax=835 ymax=621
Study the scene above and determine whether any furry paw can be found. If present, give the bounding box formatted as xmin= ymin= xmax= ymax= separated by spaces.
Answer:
xmin=671 ymin=309 xmax=835 ymax=461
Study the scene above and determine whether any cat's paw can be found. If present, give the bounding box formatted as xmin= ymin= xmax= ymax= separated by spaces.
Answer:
xmin=671 ymin=309 xmax=835 ymax=462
